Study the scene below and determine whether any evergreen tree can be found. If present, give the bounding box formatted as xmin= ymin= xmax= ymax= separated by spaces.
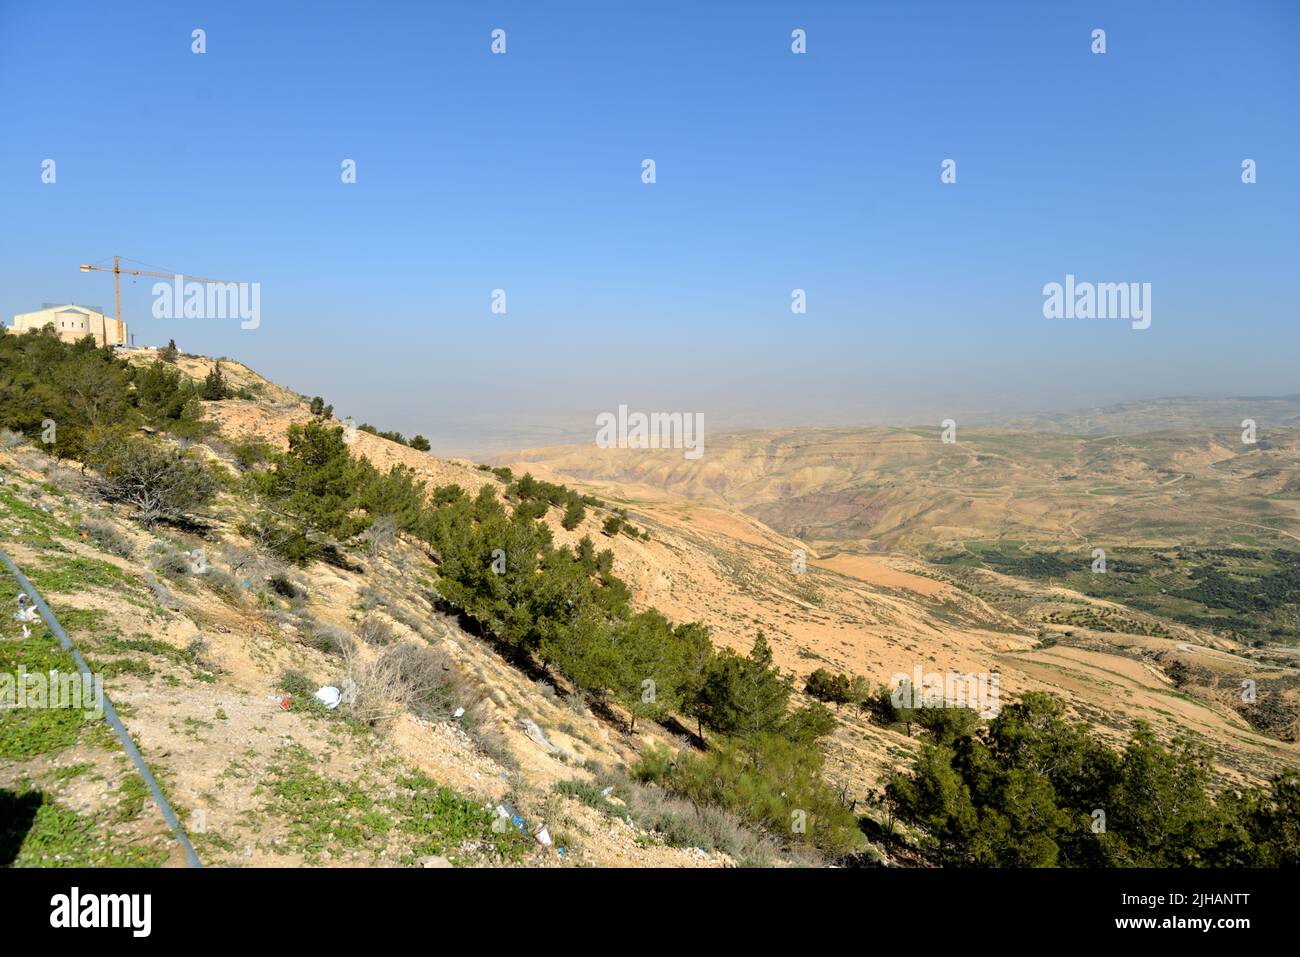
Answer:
xmin=696 ymin=631 xmax=793 ymax=738
xmin=252 ymin=420 xmax=366 ymax=562
xmin=200 ymin=361 xmax=230 ymax=400
xmin=562 ymin=496 xmax=586 ymax=530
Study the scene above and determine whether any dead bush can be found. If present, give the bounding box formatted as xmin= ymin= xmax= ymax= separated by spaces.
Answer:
xmin=150 ymin=543 xmax=194 ymax=580
xmin=585 ymin=765 xmax=779 ymax=866
xmin=361 ymin=515 xmax=397 ymax=558
xmin=334 ymin=638 xmax=495 ymax=732
xmin=143 ymin=572 xmax=182 ymax=611
xmin=219 ymin=544 xmax=287 ymax=589
xmin=356 ymin=614 xmax=396 ymax=646
xmin=77 ymin=516 xmax=134 ymax=558
xmin=299 ymin=617 xmax=355 ymax=657
xmin=186 ymin=637 xmax=223 ymax=674
xmin=44 ymin=464 xmax=89 ymax=496
xmin=338 ymin=640 xmax=445 ymax=726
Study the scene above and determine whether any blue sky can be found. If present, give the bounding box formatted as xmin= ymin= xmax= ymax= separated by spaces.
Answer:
xmin=2 ymin=0 xmax=1297 ymax=455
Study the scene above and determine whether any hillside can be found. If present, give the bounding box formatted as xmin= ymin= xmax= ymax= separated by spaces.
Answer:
xmin=0 ymin=348 xmax=816 ymax=867
xmin=503 ymin=424 xmax=1300 ymax=779
xmin=502 ymin=425 xmax=1300 ymax=553
xmin=2 ymin=346 xmax=1297 ymax=869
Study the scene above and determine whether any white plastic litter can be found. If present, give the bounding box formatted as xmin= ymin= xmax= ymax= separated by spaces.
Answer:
xmin=533 ymin=824 xmax=553 ymax=847
xmin=314 ymin=686 xmax=342 ymax=710
xmin=452 ymin=706 xmax=465 ymax=719
xmin=13 ymin=602 xmax=41 ymax=638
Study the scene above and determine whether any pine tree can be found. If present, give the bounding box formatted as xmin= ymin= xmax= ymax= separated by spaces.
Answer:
xmin=562 ymin=496 xmax=586 ymax=530
xmin=697 ymin=631 xmax=792 ymax=738
xmin=200 ymin=361 xmax=229 ymax=400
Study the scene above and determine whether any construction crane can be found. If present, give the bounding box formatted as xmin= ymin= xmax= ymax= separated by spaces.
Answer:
xmin=79 ymin=255 xmax=242 ymax=345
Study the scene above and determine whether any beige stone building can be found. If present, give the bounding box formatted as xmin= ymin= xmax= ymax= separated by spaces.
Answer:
xmin=7 ymin=304 xmax=128 ymax=347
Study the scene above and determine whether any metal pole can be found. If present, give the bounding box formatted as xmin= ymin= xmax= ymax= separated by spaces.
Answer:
xmin=111 ymin=255 xmax=121 ymax=347
xmin=0 ymin=547 xmax=203 ymax=867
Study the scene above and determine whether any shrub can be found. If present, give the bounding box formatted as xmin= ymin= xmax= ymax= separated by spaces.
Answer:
xmin=186 ymin=637 xmax=220 ymax=673
xmin=77 ymin=516 xmax=133 ymax=558
xmin=278 ymin=670 xmax=318 ymax=698
xmin=564 ymin=767 xmax=778 ymax=865
xmin=340 ymin=641 xmax=454 ymax=726
xmin=561 ymin=497 xmax=586 ymax=530
xmin=202 ymin=567 xmax=244 ymax=604
xmin=143 ymin=572 xmax=181 ymax=610
xmin=460 ymin=700 xmax=518 ymax=771
xmin=43 ymin=464 xmax=88 ymax=496
xmin=276 ymin=670 xmax=330 ymax=713
xmin=629 ymin=744 xmax=674 ymax=784
xmin=87 ymin=435 xmax=219 ymax=527
xmin=231 ymin=438 xmax=274 ymax=472
xmin=200 ymin=362 xmax=230 ymax=400
xmin=150 ymin=544 xmax=195 ymax=580
xmin=667 ymin=733 xmax=863 ymax=857
xmin=267 ymin=573 xmax=302 ymax=599
xmin=302 ymin=622 xmax=355 ymax=657
xmin=356 ymin=614 xmax=396 ymax=646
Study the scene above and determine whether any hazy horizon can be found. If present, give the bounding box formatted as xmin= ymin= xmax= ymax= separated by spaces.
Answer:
xmin=386 ymin=385 xmax=1300 ymax=460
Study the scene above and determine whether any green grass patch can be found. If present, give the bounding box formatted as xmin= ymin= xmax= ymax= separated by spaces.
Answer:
xmin=260 ymin=747 xmax=393 ymax=862
xmin=113 ymin=773 xmax=150 ymax=823
xmin=0 ymin=630 xmax=93 ymax=759
xmin=389 ymin=772 xmax=531 ymax=863
xmin=23 ymin=555 xmax=139 ymax=596
xmin=0 ymin=785 xmax=167 ymax=867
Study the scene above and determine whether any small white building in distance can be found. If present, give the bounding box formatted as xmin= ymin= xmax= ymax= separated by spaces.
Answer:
xmin=8 ymin=304 xmax=128 ymax=347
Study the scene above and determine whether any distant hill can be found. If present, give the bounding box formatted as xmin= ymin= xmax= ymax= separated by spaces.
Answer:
xmin=993 ymin=394 xmax=1300 ymax=435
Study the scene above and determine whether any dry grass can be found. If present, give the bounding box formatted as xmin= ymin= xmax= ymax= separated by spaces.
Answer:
xmin=338 ymin=640 xmax=454 ymax=727
xmin=356 ymin=614 xmax=396 ymax=646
